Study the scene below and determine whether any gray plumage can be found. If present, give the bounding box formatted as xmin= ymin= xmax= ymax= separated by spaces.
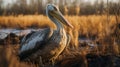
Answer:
xmin=18 ymin=4 xmax=73 ymax=65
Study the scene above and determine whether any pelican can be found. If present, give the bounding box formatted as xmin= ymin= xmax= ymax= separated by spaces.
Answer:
xmin=18 ymin=4 xmax=73 ymax=66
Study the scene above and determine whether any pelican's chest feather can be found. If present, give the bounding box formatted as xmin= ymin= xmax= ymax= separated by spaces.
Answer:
xmin=49 ymin=29 xmax=67 ymax=45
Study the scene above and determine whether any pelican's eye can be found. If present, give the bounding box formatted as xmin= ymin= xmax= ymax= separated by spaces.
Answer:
xmin=53 ymin=7 xmax=57 ymax=11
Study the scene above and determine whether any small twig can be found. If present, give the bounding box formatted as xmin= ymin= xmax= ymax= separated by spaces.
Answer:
xmin=39 ymin=56 xmax=44 ymax=67
xmin=107 ymin=0 xmax=110 ymax=23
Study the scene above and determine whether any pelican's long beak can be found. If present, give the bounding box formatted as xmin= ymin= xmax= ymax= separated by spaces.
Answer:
xmin=49 ymin=11 xmax=73 ymax=28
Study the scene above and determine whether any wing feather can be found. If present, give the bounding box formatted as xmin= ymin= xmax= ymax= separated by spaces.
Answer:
xmin=20 ymin=31 xmax=35 ymax=47
xmin=19 ymin=28 xmax=53 ymax=60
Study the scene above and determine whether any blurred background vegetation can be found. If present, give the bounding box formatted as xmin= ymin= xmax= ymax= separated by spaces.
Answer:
xmin=0 ymin=0 xmax=120 ymax=16
xmin=0 ymin=0 xmax=120 ymax=67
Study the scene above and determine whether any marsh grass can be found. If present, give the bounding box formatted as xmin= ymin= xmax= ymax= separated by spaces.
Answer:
xmin=0 ymin=15 xmax=120 ymax=67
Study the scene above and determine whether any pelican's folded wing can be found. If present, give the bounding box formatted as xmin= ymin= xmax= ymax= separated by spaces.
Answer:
xmin=18 ymin=28 xmax=53 ymax=60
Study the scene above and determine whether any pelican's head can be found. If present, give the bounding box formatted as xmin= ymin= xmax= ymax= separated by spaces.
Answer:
xmin=46 ymin=4 xmax=73 ymax=28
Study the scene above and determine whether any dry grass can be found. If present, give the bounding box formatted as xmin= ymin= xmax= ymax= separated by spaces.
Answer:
xmin=0 ymin=15 xmax=54 ymax=29
xmin=0 ymin=15 xmax=120 ymax=67
xmin=0 ymin=15 xmax=116 ymax=30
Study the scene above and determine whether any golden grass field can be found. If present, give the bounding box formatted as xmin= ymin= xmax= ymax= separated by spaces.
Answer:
xmin=0 ymin=15 xmax=118 ymax=36
xmin=0 ymin=15 xmax=120 ymax=67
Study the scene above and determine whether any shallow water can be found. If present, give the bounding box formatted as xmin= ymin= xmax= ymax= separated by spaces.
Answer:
xmin=79 ymin=38 xmax=97 ymax=47
xmin=0 ymin=29 xmax=41 ymax=39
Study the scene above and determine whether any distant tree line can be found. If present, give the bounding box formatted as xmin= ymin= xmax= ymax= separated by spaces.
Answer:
xmin=0 ymin=0 xmax=120 ymax=16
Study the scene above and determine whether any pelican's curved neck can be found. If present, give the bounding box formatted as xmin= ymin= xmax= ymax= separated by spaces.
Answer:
xmin=47 ymin=13 xmax=63 ymax=31
xmin=51 ymin=17 xmax=63 ymax=30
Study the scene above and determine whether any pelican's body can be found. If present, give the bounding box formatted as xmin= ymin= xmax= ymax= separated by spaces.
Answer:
xmin=18 ymin=4 xmax=73 ymax=65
